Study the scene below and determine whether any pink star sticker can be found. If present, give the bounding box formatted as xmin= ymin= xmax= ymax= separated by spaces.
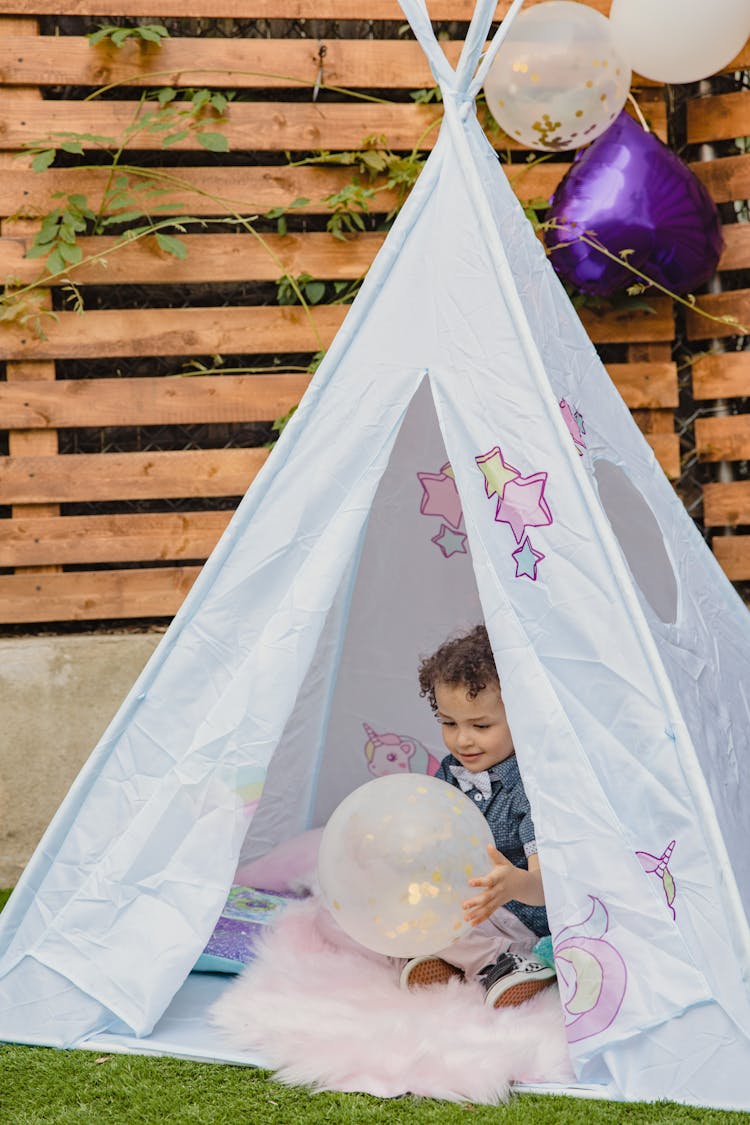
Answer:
xmin=417 ymin=465 xmax=463 ymax=530
xmin=560 ymin=399 xmax=586 ymax=456
xmin=495 ymin=471 xmax=553 ymax=543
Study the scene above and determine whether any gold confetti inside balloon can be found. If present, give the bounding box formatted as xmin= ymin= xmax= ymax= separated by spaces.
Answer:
xmin=483 ymin=1 xmax=631 ymax=152
xmin=317 ymin=774 xmax=495 ymax=957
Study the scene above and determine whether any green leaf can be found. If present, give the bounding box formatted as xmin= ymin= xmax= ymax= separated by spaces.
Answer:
xmin=196 ymin=131 xmax=229 ymax=153
xmin=157 ymin=87 xmax=177 ymax=106
xmin=58 ymin=242 xmax=83 ymax=265
xmin=155 ymin=232 xmax=187 ymax=259
xmin=59 ymin=140 xmax=85 ymax=156
xmin=87 ymin=26 xmax=117 ymax=47
xmin=38 ymin=211 xmax=62 ymax=235
xmin=138 ymin=27 xmax=166 ymax=44
xmin=304 ymin=281 xmax=326 ymax=305
xmin=102 ymin=192 xmax=135 ymax=211
xmin=162 ymin=130 xmax=190 ymax=148
xmin=101 ymin=210 xmax=148 ymax=226
xmin=360 ymin=150 xmax=387 ymax=173
xmin=111 ymin=28 xmax=133 ymax=48
xmin=31 ymin=149 xmax=56 ymax=172
xmin=46 ymin=247 xmax=66 ymax=274
xmin=276 ymin=215 xmax=287 ymax=237
xmin=210 ymin=93 xmax=228 ymax=114
xmin=25 ymin=242 xmax=52 ymax=260
xmin=307 ymin=349 xmax=326 ymax=374
xmin=67 ymin=193 xmax=91 ymax=212
xmin=270 ymin=404 xmax=298 ymax=438
xmin=109 ymin=28 xmax=131 ymax=48
xmin=77 ymin=133 xmax=118 ymax=146
xmin=147 ymin=118 xmax=178 ymax=133
xmin=290 ymin=197 xmax=310 ymax=209
xmin=191 ymin=89 xmax=211 ymax=110
xmin=32 ymin=228 xmax=60 ymax=250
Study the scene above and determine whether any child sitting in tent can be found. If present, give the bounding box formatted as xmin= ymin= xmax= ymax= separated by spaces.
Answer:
xmin=399 ymin=625 xmax=556 ymax=1007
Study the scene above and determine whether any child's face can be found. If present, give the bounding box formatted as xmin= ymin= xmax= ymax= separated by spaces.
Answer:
xmin=434 ymin=680 xmax=514 ymax=773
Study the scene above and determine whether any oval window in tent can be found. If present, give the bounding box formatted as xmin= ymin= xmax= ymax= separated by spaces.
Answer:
xmin=593 ymin=459 xmax=679 ymax=625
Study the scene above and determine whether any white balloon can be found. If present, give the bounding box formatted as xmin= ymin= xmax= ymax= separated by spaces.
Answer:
xmin=317 ymin=773 xmax=495 ymax=957
xmin=609 ymin=0 xmax=750 ymax=85
xmin=483 ymin=1 xmax=631 ymax=152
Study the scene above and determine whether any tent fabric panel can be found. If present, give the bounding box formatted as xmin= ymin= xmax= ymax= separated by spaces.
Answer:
xmin=0 ymin=361 xmax=430 ymax=1038
xmin=240 ymin=548 xmax=362 ymax=863
xmin=309 ymin=379 xmax=483 ymax=826
xmin=422 ymin=114 xmax=750 ymax=1030
xmin=0 ymin=957 xmax=115 ymax=1048
xmin=427 ymin=379 xmax=720 ymax=1054
xmin=467 ymin=107 xmax=750 ymax=935
xmin=588 ymin=1001 xmax=750 ymax=1110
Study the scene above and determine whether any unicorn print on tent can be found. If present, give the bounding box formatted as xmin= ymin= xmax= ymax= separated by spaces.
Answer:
xmin=362 ymin=722 xmax=441 ymax=778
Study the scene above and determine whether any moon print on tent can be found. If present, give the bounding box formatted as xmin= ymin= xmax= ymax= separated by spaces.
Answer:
xmin=362 ymin=723 xmax=442 ymax=779
xmin=416 ymin=463 xmax=468 ymax=558
xmin=636 ymin=840 xmax=678 ymax=919
xmin=553 ymin=896 xmax=628 ymax=1043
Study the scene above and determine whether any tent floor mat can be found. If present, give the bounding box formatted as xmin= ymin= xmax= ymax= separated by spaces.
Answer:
xmin=79 ymin=971 xmax=607 ymax=1100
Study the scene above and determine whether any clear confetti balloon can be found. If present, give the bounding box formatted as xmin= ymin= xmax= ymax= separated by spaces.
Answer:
xmin=317 ymin=774 xmax=495 ymax=957
xmin=483 ymin=1 xmax=631 ymax=152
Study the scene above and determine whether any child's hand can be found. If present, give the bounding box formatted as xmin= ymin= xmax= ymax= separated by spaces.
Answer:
xmin=462 ymin=844 xmax=522 ymax=927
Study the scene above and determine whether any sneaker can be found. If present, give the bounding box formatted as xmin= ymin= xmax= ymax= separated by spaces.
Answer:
xmin=479 ymin=951 xmax=556 ymax=1008
xmin=400 ymin=955 xmax=464 ymax=991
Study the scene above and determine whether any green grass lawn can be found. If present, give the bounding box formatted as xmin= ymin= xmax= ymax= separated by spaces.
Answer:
xmin=1 ymin=888 xmax=748 ymax=1125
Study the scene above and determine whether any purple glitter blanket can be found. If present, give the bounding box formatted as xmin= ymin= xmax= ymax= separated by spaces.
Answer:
xmin=195 ymin=885 xmax=296 ymax=973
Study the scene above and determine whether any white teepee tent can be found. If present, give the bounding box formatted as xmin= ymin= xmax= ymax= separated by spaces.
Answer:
xmin=1 ymin=0 xmax=749 ymax=1108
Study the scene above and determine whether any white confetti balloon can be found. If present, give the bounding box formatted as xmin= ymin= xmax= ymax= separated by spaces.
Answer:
xmin=483 ymin=1 xmax=631 ymax=152
xmin=317 ymin=773 xmax=495 ymax=957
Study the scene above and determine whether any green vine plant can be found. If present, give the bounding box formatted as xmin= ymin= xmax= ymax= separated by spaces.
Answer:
xmin=1 ymin=86 xmax=235 ymax=333
xmin=274 ymin=130 xmax=432 ymax=242
xmin=1 ymin=52 xmax=745 ymax=409
xmin=87 ymin=23 xmax=170 ymax=49
xmin=276 ymin=273 xmax=364 ymax=308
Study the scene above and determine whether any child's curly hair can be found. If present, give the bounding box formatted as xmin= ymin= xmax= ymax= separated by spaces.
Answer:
xmin=418 ymin=625 xmax=500 ymax=714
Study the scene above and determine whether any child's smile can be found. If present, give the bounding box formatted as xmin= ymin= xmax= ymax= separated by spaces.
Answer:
xmin=434 ymin=681 xmax=515 ymax=773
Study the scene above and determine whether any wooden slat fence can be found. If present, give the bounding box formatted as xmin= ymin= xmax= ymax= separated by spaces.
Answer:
xmin=0 ymin=1 xmax=747 ymax=623
xmin=686 ymin=88 xmax=750 ymax=582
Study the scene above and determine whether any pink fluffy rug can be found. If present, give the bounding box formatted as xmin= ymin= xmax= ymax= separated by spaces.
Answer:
xmin=210 ymin=896 xmax=575 ymax=1102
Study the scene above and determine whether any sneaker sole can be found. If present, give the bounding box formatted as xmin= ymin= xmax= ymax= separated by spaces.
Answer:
xmin=491 ymin=975 xmax=555 ymax=1008
xmin=405 ymin=959 xmax=464 ymax=989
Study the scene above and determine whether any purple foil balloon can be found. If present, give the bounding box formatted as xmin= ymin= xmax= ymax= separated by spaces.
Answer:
xmin=544 ymin=111 xmax=723 ymax=297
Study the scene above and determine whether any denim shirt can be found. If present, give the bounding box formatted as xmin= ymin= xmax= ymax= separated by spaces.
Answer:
xmin=435 ymin=752 xmax=549 ymax=937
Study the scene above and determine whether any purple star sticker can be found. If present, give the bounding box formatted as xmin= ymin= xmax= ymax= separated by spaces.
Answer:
xmin=417 ymin=464 xmax=463 ymax=530
xmin=560 ymin=399 xmax=586 ymax=456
